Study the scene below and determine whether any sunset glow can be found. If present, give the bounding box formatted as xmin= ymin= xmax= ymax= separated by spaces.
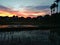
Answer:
xmin=0 ymin=0 xmax=55 ymax=18
xmin=0 ymin=10 xmax=13 ymax=17
xmin=0 ymin=10 xmax=47 ymax=18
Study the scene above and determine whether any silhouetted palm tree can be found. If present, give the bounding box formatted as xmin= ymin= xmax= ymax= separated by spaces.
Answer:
xmin=50 ymin=3 xmax=57 ymax=14
xmin=55 ymin=0 xmax=60 ymax=3
xmin=50 ymin=5 xmax=53 ymax=14
xmin=55 ymin=0 xmax=60 ymax=13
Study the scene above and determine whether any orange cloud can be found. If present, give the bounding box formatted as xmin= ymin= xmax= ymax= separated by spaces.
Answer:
xmin=0 ymin=10 xmax=14 ymax=17
xmin=0 ymin=9 xmax=47 ymax=18
xmin=0 ymin=5 xmax=50 ymax=18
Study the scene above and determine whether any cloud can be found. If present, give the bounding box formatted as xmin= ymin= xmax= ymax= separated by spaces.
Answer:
xmin=0 ymin=5 xmax=50 ymax=18
xmin=20 ymin=5 xmax=50 ymax=15
xmin=0 ymin=5 xmax=12 ymax=11
xmin=0 ymin=5 xmax=9 ymax=9
xmin=34 ymin=5 xmax=49 ymax=10
xmin=0 ymin=5 xmax=14 ymax=17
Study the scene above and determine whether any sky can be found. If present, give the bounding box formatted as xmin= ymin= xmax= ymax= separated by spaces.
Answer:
xmin=0 ymin=0 xmax=55 ymax=18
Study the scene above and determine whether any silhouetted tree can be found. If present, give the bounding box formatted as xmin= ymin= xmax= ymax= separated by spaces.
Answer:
xmin=37 ymin=16 xmax=43 ymax=24
xmin=50 ymin=3 xmax=57 ymax=14
xmin=55 ymin=0 xmax=60 ymax=13
xmin=44 ymin=15 xmax=50 ymax=23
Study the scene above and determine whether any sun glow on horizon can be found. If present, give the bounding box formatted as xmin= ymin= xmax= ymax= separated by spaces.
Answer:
xmin=0 ymin=10 xmax=14 ymax=17
xmin=0 ymin=9 xmax=47 ymax=18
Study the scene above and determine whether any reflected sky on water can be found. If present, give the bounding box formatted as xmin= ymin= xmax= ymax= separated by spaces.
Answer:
xmin=0 ymin=30 xmax=49 ymax=41
xmin=0 ymin=25 xmax=38 ymax=28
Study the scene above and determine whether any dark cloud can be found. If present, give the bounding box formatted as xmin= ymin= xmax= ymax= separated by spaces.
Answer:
xmin=0 ymin=5 xmax=12 ymax=12
xmin=24 ymin=5 xmax=49 ymax=11
xmin=34 ymin=5 xmax=49 ymax=10
xmin=0 ymin=5 xmax=8 ymax=9
xmin=23 ymin=5 xmax=50 ymax=15
xmin=25 ymin=5 xmax=49 ymax=9
xmin=23 ymin=5 xmax=50 ymax=13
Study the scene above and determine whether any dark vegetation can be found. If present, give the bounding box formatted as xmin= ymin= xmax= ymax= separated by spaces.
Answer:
xmin=0 ymin=0 xmax=60 ymax=45
xmin=0 ymin=0 xmax=60 ymax=28
xmin=0 ymin=0 xmax=60 ymax=29
xmin=49 ymin=0 xmax=60 ymax=45
xmin=0 ymin=13 xmax=60 ymax=26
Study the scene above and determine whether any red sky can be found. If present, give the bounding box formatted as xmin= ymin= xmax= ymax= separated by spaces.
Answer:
xmin=0 ymin=5 xmax=50 ymax=18
xmin=0 ymin=0 xmax=55 ymax=18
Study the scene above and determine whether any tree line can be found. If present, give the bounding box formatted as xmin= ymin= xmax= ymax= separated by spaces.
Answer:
xmin=0 ymin=0 xmax=60 ymax=25
xmin=0 ymin=13 xmax=60 ymax=25
xmin=50 ymin=0 xmax=60 ymax=14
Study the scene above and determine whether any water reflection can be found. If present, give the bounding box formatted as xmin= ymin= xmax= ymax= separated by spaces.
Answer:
xmin=0 ymin=30 xmax=50 ymax=45
xmin=0 ymin=25 xmax=8 ymax=28
xmin=0 ymin=25 xmax=38 ymax=28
